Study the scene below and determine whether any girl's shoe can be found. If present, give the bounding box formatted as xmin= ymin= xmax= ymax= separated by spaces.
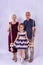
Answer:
xmin=20 ymin=58 xmax=24 ymax=64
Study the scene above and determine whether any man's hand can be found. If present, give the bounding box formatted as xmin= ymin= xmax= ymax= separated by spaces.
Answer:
xmin=30 ymin=43 xmax=34 ymax=48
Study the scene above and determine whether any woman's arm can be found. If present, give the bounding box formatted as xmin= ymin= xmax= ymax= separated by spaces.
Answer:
xmin=10 ymin=32 xmax=19 ymax=47
xmin=17 ymin=23 xmax=20 ymax=31
xmin=14 ymin=32 xmax=19 ymax=42
xmin=7 ymin=24 xmax=11 ymax=32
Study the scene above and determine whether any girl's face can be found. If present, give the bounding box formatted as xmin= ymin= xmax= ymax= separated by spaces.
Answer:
xmin=19 ymin=25 xmax=24 ymax=32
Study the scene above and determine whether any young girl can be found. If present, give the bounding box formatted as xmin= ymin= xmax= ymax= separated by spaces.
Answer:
xmin=7 ymin=14 xmax=19 ymax=62
xmin=14 ymin=23 xmax=29 ymax=63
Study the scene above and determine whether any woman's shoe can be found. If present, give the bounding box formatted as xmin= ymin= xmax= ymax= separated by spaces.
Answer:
xmin=12 ymin=57 xmax=17 ymax=62
xmin=29 ymin=59 xmax=33 ymax=62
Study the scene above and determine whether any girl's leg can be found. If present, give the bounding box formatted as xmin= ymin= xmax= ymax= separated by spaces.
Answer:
xmin=19 ymin=49 xmax=25 ymax=59
xmin=21 ymin=50 xmax=25 ymax=59
xmin=19 ymin=49 xmax=25 ymax=63
xmin=19 ymin=49 xmax=22 ymax=58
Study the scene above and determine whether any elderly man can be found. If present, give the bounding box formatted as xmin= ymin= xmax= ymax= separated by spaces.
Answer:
xmin=23 ymin=11 xmax=36 ymax=62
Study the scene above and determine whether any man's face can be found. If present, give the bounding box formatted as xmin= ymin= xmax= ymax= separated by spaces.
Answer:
xmin=26 ymin=12 xmax=31 ymax=20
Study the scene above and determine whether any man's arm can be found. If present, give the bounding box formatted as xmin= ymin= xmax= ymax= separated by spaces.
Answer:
xmin=33 ymin=26 xmax=36 ymax=37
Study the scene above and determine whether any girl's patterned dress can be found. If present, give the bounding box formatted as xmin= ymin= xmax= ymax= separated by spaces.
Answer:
xmin=14 ymin=31 xmax=29 ymax=49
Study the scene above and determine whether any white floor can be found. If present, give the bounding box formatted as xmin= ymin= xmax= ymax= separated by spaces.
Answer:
xmin=0 ymin=52 xmax=43 ymax=65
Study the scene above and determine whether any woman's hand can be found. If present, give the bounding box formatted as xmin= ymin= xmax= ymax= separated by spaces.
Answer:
xmin=10 ymin=43 xmax=14 ymax=47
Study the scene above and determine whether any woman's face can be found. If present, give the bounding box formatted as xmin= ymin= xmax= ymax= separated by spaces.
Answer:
xmin=12 ymin=15 xmax=16 ymax=21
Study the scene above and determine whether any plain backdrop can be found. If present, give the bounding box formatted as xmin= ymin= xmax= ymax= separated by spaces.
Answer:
xmin=0 ymin=0 xmax=43 ymax=58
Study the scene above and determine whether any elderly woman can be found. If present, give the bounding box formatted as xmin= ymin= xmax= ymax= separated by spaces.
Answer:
xmin=7 ymin=14 xmax=19 ymax=62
